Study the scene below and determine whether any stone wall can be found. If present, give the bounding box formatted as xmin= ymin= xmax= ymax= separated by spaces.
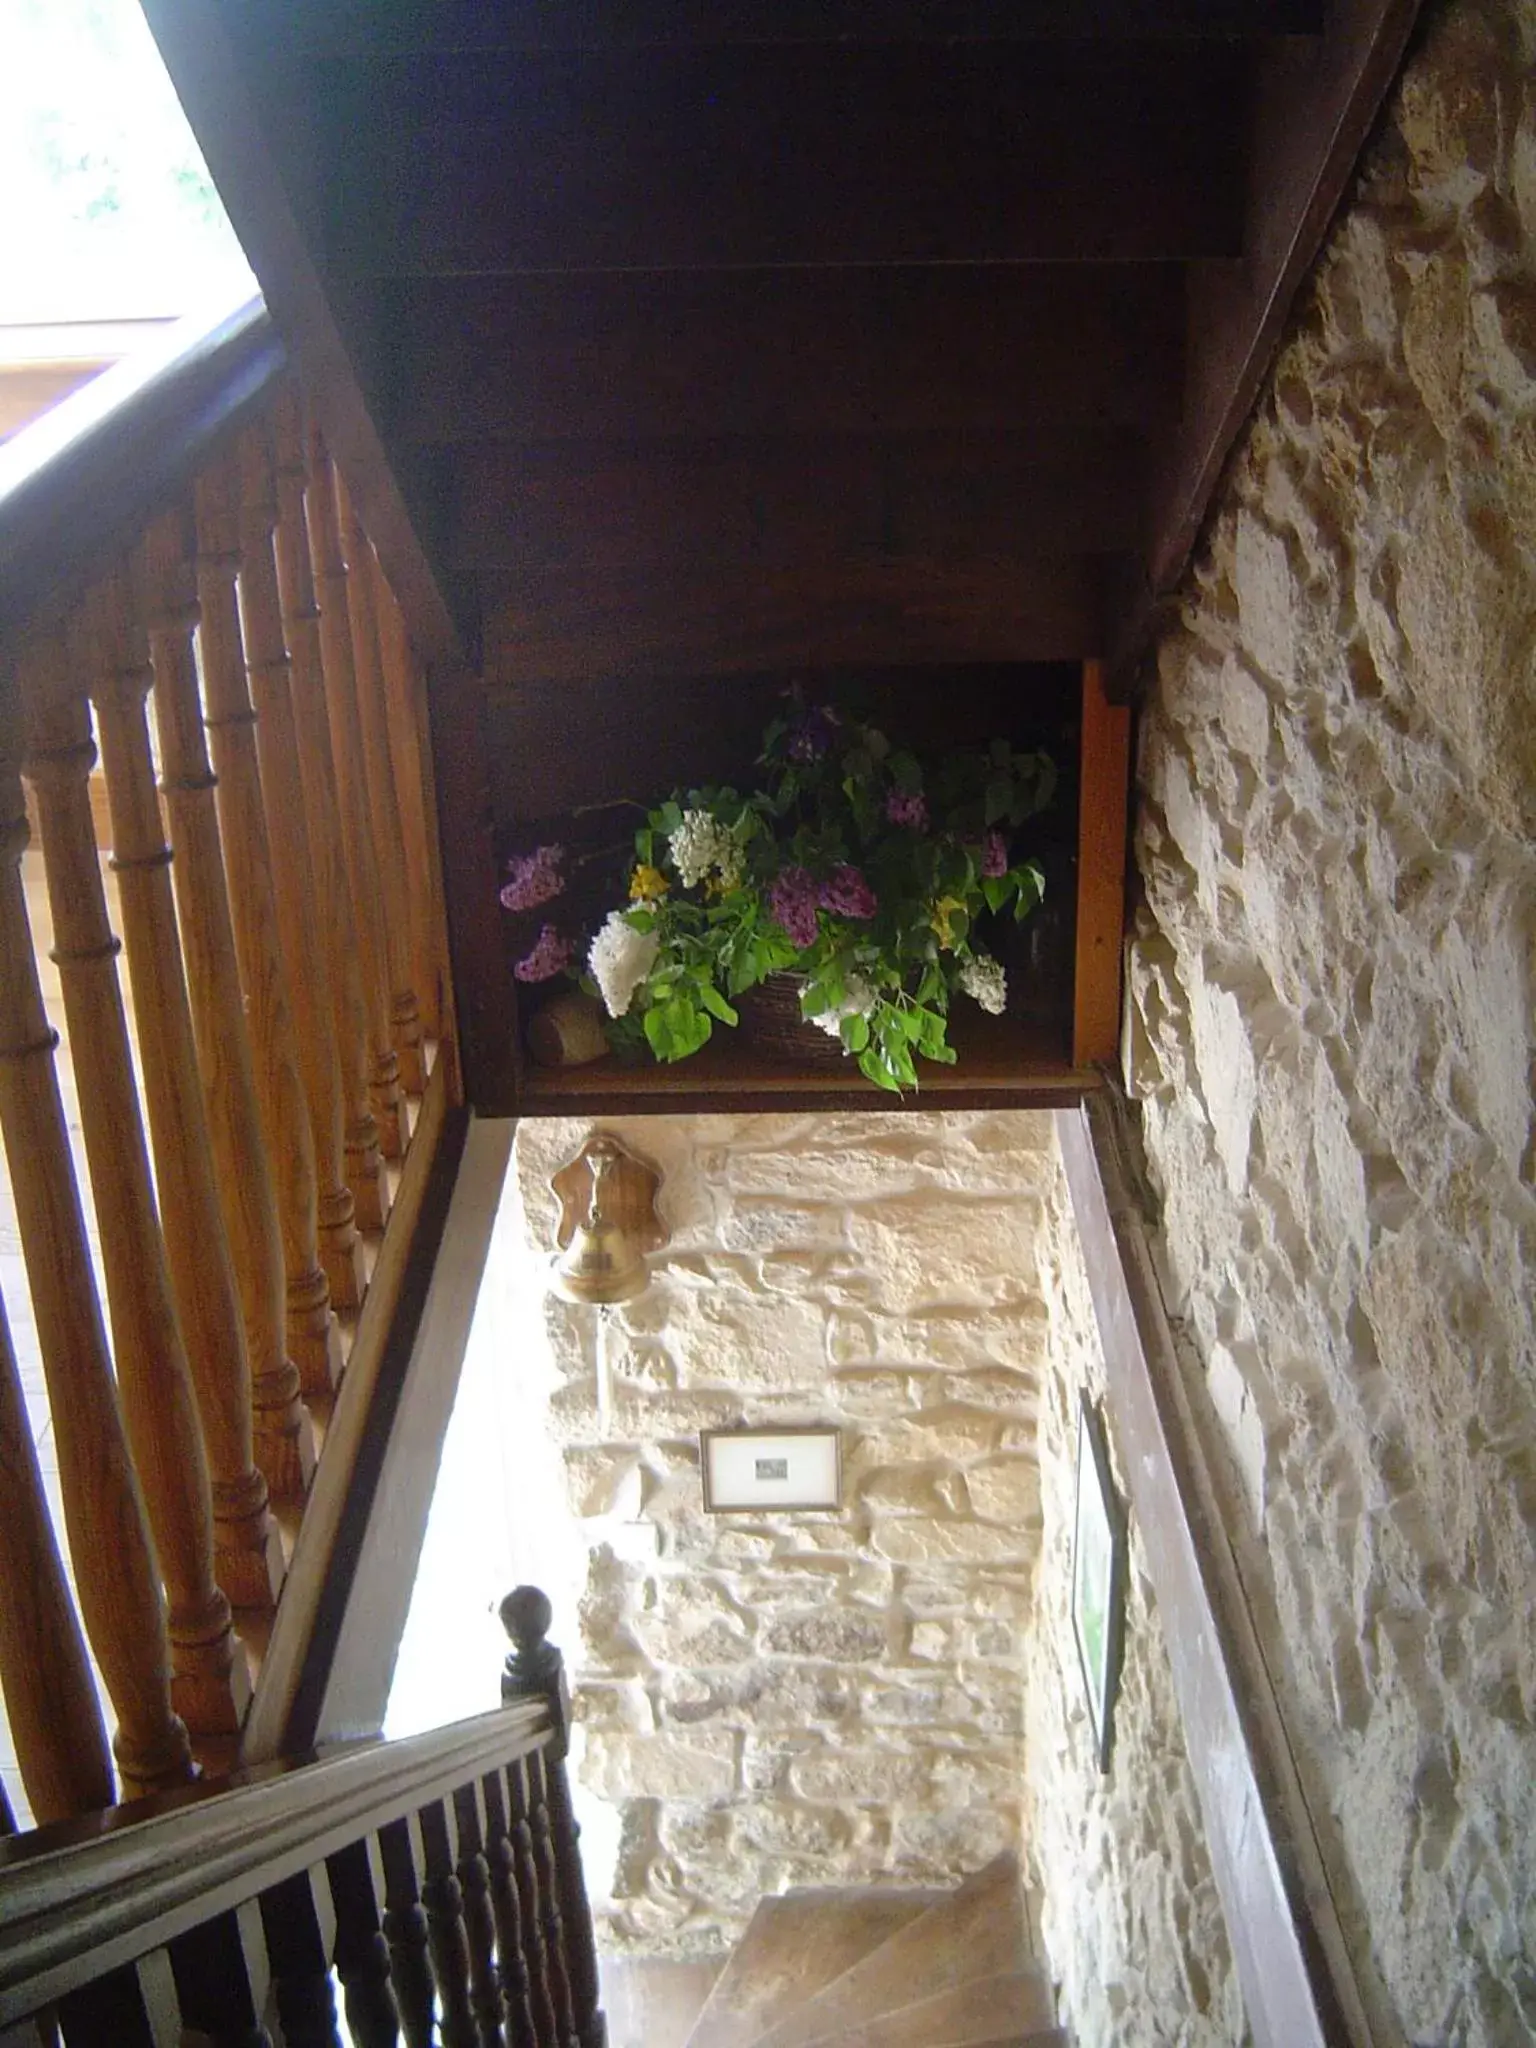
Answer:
xmin=513 ymin=1110 xmax=1055 ymax=1954
xmin=1127 ymin=0 xmax=1536 ymax=2038
xmin=1021 ymin=1159 xmax=1248 ymax=2048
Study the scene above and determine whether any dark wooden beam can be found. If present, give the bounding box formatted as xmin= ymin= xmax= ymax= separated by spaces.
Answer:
xmin=389 ymin=268 xmax=1183 ymax=444
xmin=482 ymin=556 xmax=1102 ymax=683
xmin=138 ymin=0 xmax=466 ymax=665
xmin=1110 ymin=0 xmax=1425 ymax=689
xmin=451 ymin=432 xmax=1146 ymax=572
xmin=318 ymin=45 xmax=1248 ymax=274
xmin=229 ymin=0 xmax=1321 ymax=55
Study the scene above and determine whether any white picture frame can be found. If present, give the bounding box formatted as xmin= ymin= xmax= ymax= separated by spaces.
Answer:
xmin=700 ymin=1427 xmax=842 ymax=1513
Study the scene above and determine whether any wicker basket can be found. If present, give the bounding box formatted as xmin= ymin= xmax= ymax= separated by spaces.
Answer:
xmin=735 ymin=975 xmax=852 ymax=1068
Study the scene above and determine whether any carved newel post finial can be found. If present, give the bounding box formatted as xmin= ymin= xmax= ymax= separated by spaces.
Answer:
xmin=499 ymin=1585 xmax=571 ymax=1753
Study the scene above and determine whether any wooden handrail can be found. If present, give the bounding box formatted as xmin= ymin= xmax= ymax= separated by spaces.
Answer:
xmin=0 ymin=1700 xmax=549 ymax=2022
xmin=0 ymin=296 xmax=285 ymax=658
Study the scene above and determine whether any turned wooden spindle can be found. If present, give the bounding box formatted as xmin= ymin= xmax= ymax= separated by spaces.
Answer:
xmin=97 ymin=552 xmax=285 ymax=1612
xmin=502 ymin=1588 xmax=606 ymax=2048
xmin=0 ymin=1277 xmax=114 ymax=1823
xmin=235 ymin=420 xmax=365 ymax=1313
xmin=194 ymin=454 xmax=342 ymax=1399
xmin=334 ymin=471 xmax=426 ymax=1095
xmin=304 ymin=427 xmax=404 ymax=1160
xmin=373 ymin=570 xmax=444 ymax=1043
xmin=0 ymin=718 xmax=192 ymax=1797
xmin=169 ymin=1908 xmax=275 ymax=2048
xmin=418 ymin=1800 xmax=480 ymax=2048
xmin=452 ymin=1781 xmax=509 ymax=2048
xmin=148 ymin=500 xmax=315 ymax=1515
xmin=259 ymin=1868 xmax=344 ymax=2048
xmin=25 ymin=625 xmax=249 ymax=1748
xmin=482 ymin=1768 xmax=541 ymax=2048
xmin=379 ymin=1815 xmax=438 ymax=2048
xmin=271 ymin=393 xmax=389 ymax=1234
xmin=326 ymin=1838 xmax=403 ymax=2048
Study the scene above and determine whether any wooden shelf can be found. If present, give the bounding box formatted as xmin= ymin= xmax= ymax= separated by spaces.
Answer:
xmin=519 ymin=1009 xmax=1102 ymax=1116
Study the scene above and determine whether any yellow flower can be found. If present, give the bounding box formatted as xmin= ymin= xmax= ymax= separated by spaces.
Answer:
xmin=930 ymin=895 xmax=965 ymax=949
xmin=629 ymin=863 xmax=669 ymax=902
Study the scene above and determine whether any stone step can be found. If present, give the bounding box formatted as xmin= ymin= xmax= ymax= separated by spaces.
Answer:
xmin=683 ymin=1887 xmax=947 ymax=2048
xmin=744 ymin=1855 xmax=1029 ymax=2048
xmin=796 ymin=1969 xmax=1057 ymax=2048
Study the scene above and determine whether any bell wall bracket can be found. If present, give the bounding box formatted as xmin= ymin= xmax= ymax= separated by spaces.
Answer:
xmin=550 ymin=1132 xmax=668 ymax=1257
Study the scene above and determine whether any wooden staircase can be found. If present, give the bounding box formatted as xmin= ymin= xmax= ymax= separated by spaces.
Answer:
xmin=681 ymin=1857 xmax=1064 ymax=2048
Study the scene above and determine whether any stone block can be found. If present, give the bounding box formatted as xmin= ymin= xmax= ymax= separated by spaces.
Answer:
xmin=872 ymin=1518 xmax=1035 ymax=1566
xmin=761 ymin=1609 xmax=888 ymax=1662
xmin=965 ymin=1456 xmax=1043 ymax=1526
xmin=845 ymin=1194 xmax=1041 ymax=1313
xmin=582 ymin=1727 xmax=738 ymax=1802
xmin=790 ymin=1748 xmax=929 ymax=1805
xmin=735 ymin=1802 xmax=855 ymax=1857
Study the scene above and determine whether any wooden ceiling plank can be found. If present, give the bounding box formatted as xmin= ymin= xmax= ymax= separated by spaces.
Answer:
xmin=138 ymin=0 xmax=465 ymax=664
xmin=385 ymin=269 xmax=1185 ymax=444
xmin=1113 ymin=0 xmax=1425 ymax=687
xmin=318 ymin=46 xmax=1248 ymax=274
xmin=230 ymin=0 xmax=1321 ymax=56
xmin=449 ymin=433 xmax=1146 ymax=571
xmin=481 ymin=557 xmax=1102 ymax=683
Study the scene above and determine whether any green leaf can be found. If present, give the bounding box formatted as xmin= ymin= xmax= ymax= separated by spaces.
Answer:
xmin=984 ymin=779 xmax=1012 ymax=826
xmin=981 ymin=874 xmax=1008 ymax=914
xmin=698 ymin=984 xmax=739 ymax=1026
xmin=840 ymin=1013 xmax=870 ymax=1053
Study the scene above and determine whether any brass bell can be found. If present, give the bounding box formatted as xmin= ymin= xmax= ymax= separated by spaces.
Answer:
xmin=549 ymin=1138 xmax=650 ymax=1304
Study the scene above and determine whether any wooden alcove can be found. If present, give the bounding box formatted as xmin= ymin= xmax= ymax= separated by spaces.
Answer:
xmin=491 ymin=657 xmax=1128 ymax=1115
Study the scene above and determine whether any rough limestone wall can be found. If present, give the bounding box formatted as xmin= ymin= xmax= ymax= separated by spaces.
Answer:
xmin=512 ymin=1110 xmax=1053 ymax=1955
xmin=1127 ymin=0 xmax=1536 ymax=2039
xmin=1022 ymin=1144 xmax=1248 ymax=2048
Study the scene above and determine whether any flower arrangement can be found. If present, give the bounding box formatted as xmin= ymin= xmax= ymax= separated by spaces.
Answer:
xmin=500 ymin=699 xmax=1056 ymax=1093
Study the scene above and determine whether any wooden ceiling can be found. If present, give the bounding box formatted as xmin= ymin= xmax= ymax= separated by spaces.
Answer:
xmin=146 ymin=0 xmax=1420 ymax=695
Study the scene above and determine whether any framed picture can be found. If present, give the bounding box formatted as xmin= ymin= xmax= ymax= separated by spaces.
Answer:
xmin=701 ymin=1427 xmax=842 ymax=1513
xmin=1071 ymin=1394 xmax=1127 ymax=1773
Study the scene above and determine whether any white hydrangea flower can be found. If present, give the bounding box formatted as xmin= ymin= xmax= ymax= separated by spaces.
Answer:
xmin=958 ymin=953 xmax=1007 ymax=1015
xmin=589 ymin=911 xmax=660 ymax=1018
xmin=668 ymin=809 xmax=744 ymax=891
xmin=807 ymin=973 xmax=876 ymax=1040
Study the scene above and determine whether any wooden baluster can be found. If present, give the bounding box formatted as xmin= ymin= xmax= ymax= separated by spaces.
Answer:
xmin=482 ymin=1768 xmax=540 ymax=2048
xmin=504 ymin=1757 xmax=560 ymax=2048
xmin=373 ymin=570 xmax=442 ymax=1042
xmin=378 ymin=1815 xmax=437 ymax=2048
xmin=195 ymin=454 xmax=342 ymax=1399
xmin=334 ymin=471 xmax=425 ymax=1095
xmin=58 ymin=1952 xmax=181 ymax=2047
xmin=149 ymin=499 xmax=315 ymax=1515
xmin=524 ymin=1754 xmax=576 ymax=2048
xmin=0 ymin=1278 xmax=113 ymax=1823
xmin=408 ymin=649 xmax=457 ymax=1062
xmin=22 ymin=627 xmax=244 ymax=1756
xmin=271 ymin=393 xmax=389 ymax=1234
xmin=260 ymin=1867 xmax=344 ymax=2048
xmin=98 ymin=547 xmax=285 ymax=1617
xmin=419 ymin=1798 xmax=480 ymax=2048
xmin=453 ymin=1781 xmax=509 ymax=2048
xmin=0 ymin=712 xmax=190 ymax=1799
xmin=327 ymin=1837 xmax=402 ymax=2048
xmin=501 ymin=1590 xmax=606 ymax=2048
xmin=235 ymin=421 xmax=365 ymax=1313
xmin=168 ymin=1903 xmax=273 ymax=2048
xmin=304 ymin=428 xmax=404 ymax=1160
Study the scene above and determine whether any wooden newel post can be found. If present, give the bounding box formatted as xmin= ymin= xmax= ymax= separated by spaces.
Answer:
xmin=500 ymin=1589 xmax=606 ymax=2048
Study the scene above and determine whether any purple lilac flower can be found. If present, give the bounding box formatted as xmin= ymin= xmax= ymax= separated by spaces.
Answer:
xmin=818 ymin=864 xmax=878 ymax=920
xmin=500 ymin=843 xmax=565 ymax=912
xmin=514 ymin=924 xmax=574 ymax=983
xmin=981 ymin=830 xmax=1009 ymax=879
xmin=767 ymin=865 xmax=821 ymax=949
xmin=885 ymin=789 xmax=929 ymax=830
xmin=787 ymin=705 xmax=838 ymax=763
